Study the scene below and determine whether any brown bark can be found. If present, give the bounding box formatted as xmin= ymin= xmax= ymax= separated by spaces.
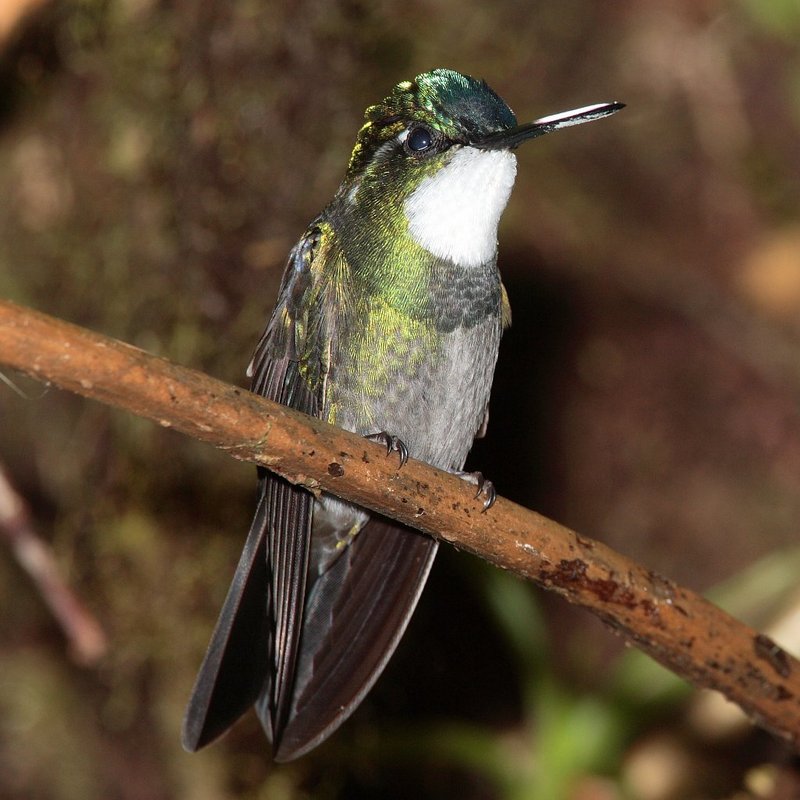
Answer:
xmin=1 ymin=298 xmax=798 ymax=748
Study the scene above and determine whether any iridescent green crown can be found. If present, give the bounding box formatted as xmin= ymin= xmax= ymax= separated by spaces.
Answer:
xmin=347 ymin=69 xmax=518 ymax=174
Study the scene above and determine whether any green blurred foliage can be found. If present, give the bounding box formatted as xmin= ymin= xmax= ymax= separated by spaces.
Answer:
xmin=3 ymin=0 xmax=800 ymax=798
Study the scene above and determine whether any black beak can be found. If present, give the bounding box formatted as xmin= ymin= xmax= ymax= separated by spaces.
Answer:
xmin=475 ymin=101 xmax=625 ymax=150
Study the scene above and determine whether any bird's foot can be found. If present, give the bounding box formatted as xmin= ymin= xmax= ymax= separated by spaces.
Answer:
xmin=452 ymin=470 xmax=496 ymax=512
xmin=364 ymin=432 xmax=409 ymax=468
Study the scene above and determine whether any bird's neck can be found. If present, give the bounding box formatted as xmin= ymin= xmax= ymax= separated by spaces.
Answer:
xmin=328 ymin=150 xmax=511 ymax=328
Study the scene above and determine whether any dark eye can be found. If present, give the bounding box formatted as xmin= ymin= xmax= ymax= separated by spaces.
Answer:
xmin=406 ymin=126 xmax=434 ymax=153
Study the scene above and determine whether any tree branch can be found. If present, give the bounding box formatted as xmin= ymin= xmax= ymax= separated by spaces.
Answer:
xmin=1 ymin=298 xmax=798 ymax=749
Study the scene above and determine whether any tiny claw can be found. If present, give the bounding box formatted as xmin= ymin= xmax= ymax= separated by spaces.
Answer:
xmin=453 ymin=470 xmax=497 ymax=512
xmin=365 ymin=432 xmax=409 ymax=468
xmin=479 ymin=479 xmax=496 ymax=512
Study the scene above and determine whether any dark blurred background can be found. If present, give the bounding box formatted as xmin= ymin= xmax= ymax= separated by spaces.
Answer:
xmin=2 ymin=1 xmax=800 ymax=798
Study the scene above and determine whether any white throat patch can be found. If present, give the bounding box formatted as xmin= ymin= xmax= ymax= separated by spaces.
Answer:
xmin=404 ymin=147 xmax=517 ymax=268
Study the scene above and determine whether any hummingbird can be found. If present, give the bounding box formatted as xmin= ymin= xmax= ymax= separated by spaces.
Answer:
xmin=182 ymin=68 xmax=623 ymax=761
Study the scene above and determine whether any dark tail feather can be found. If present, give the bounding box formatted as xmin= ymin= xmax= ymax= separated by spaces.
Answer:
xmin=260 ymin=471 xmax=313 ymax=745
xmin=182 ymin=492 xmax=273 ymax=751
xmin=272 ymin=518 xmax=438 ymax=761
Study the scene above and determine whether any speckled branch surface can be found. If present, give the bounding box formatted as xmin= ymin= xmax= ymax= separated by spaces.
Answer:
xmin=1 ymin=298 xmax=798 ymax=748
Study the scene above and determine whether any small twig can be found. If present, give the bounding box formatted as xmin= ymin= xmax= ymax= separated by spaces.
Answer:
xmin=0 ymin=460 xmax=107 ymax=664
xmin=0 ymin=370 xmax=28 ymax=398
xmin=0 ymin=298 xmax=798 ymax=747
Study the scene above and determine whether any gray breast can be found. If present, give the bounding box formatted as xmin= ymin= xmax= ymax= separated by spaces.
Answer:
xmin=342 ymin=315 xmax=503 ymax=472
xmin=310 ymin=315 xmax=502 ymax=572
